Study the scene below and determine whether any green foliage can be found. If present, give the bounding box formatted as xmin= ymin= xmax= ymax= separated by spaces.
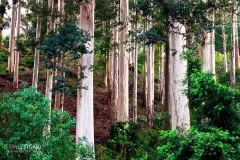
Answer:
xmin=20 ymin=56 xmax=34 ymax=68
xmin=97 ymin=121 xmax=161 ymax=160
xmin=158 ymin=127 xmax=240 ymax=160
xmin=0 ymin=87 xmax=94 ymax=160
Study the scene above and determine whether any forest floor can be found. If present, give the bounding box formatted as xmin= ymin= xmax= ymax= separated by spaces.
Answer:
xmin=0 ymin=72 xmax=112 ymax=145
xmin=0 ymin=70 xmax=162 ymax=146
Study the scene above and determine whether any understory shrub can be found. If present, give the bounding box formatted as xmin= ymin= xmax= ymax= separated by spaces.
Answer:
xmin=0 ymin=87 xmax=94 ymax=160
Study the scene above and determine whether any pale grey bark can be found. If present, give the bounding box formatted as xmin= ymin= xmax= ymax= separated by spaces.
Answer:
xmin=76 ymin=0 xmax=95 ymax=145
xmin=168 ymin=20 xmax=190 ymax=131
xmin=13 ymin=1 xmax=21 ymax=89
xmin=32 ymin=0 xmax=42 ymax=88
xmin=8 ymin=2 xmax=17 ymax=73
xmin=118 ymin=0 xmax=129 ymax=122
xmin=222 ymin=13 xmax=228 ymax=72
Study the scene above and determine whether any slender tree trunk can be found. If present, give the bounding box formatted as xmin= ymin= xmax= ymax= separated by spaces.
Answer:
xmin=32 ymin=0 xmax=42 ymax=88
xmin=210 ymin=11 xmax=216 ymax=79
xmin=143 ymin=19 xmax=147 ymax=108
xmin=235 ymin=1 xmax=239 ymax=68
xmin=54 ymin=0 xmax=65 ymax=110
xmin=168 ymin=20 xmax=190 ymax=130
xmin=8 ymin=2 xmax=17 ymax=73
xmin=112 ymin=3 xmax=119 ymax=122
xmin=133 ymin=9 xmax=138 ymax=123
xmin=231 ymin=2 xmax=237 ymax=85
xmin=159 ymin=44 xmax=165 ymax=103
xmin=13 ymin=1 xmax=21 ymax=89
xmin=76 ymin=0 xmax=95 ymax=145
xmin=104 ymin=54 xmax=108 ymax=88
xmin=146 ymin=14 xmax=154 ymax=128
xmin=117 ymin=0 xmax=129 ymax=122
xmin=222 ymin=13 xmax=228 ymax=72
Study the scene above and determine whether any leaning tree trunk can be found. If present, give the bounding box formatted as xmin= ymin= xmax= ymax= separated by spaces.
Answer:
xmin=222 ymin=12 xmax=228 ymax=72
xmin=133 ymin=8 xmax=138 ymax=123
xmin=32 ymin=0 xmax=42 ymax=88
xmin=8 ymin=1 xmax=17 ymax=73
xmin=76 ymin=0 xmax=95 ymax=145
xmin=231 ymin=2 xmax=237 ymax=86
xmin=167 ymin=20 xmax=190 ymax=131
xmin=13 ymin=0 xmax=21 ymax=89
xmin=118 ymin=0 xmax=129 ymax=122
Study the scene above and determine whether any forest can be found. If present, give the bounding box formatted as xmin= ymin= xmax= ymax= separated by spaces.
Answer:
xmin=0 ymin=0 xmax=240 ymax=159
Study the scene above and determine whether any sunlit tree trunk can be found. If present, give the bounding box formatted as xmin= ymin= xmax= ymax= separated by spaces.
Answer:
xmin=76 ymin=0 xmax=95 ymax=145
xmin=222 ymin=12 xmax=228 ymax=72
xmin=32 ymin=0 xmax=42 ymax=88
xmin=231 ymin=1 xmax=237 ymax=85
xmin=167 ymin=20 xmax=190 ymax=131
xmin=235 ymin=1 xmax=239 ymax=68
xmin=13 ymin=0 xmax=21 ymax=89
xmin=8 ymin=1 xmax=17 ymax=73
xmin=118 ymin=0 xmax=129 ymax=122
xmin=133 ymin=7 xmax=138 ymax=123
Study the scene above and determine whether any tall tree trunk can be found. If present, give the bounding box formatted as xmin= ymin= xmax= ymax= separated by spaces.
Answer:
xmin=235 ymin=1 xmax=239 ymax=68
xmin=32 ymin=0 xmax=42 ymax=88
xmin=8 ymin=2 xmax=17 ymax=73
xmin=143 ymin=19 xmax=147 ymax=108
xmin=76 ymin=0 xmax=95 ymax=145
xmin=168 ymin=20 xmax=190 ymax=131
xmin=13 ymin=1 xmax=21 ymax=89
xmin=159 ymin=44 xmax=165 ymax=103
xmin=133 ymin=8 xmax=138 ymax=123
xmin=210 ymin=11 xmax=216 ymax=79
xmin=54 ymin=0 xmax=65 ymax=110
xmin=200 ymin=29 xmax=211 ymax=72
xmin=231 ymin=2 xmax=237 ymax=85
xmin=118 ymin=0 xmax=129 ymax=122
xmin=146 ymin=14 xmax=154 ymax=128
xmin=222 ymin=12 xmax=228 ymax=72
xmin=112 ymin=3 xmax=119 ymax=122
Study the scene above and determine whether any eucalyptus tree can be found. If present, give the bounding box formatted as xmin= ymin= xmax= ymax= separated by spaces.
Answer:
xmin=13 ymin=0 xmax=21 ymax=89
xmin=118 ymin=0 xmax=129 ymax=121
xmin=32 ymin=0 xmax=43 ymax=89
xmin=77 ymin=0 xmax=95 ymax=145
xmin=153 ymin=0 xmax=211 ymax=130
xmin=8 ymin=0 xmax=17 ymax=73
xmin=231 ymin=0 xmax=238 ymax=85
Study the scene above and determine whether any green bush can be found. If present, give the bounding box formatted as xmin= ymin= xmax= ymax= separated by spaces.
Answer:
xmin=158 ymin=127 xmax=240 ymax=160
xmin=20 ymin=56 xmax=34 ymax=68
xmin=0 ymin=87 xmax=94 ymax=160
